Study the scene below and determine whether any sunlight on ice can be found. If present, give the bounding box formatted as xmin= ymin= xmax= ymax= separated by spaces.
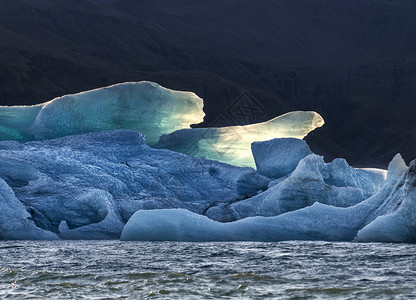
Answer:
xmin=0 ymin=81 xmax=204 ymax=145
xmin=156 ymin=111 xmax=324 ymax=168
xmin=0 ymin=81 xmax=324 ymax=168
xmin=3 ymin=81 xmax=414 ymax=243
xmin=359 ymin=168 xmax=388 ymax=180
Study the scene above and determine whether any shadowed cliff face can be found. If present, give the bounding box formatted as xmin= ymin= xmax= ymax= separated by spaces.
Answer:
xmin=1 ymin=0 xmax=416 ymax=167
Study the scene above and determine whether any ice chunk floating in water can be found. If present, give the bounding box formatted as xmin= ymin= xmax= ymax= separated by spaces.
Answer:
xmin=2 ymin=129 xmax=410 ymax=242
xmin=0 ymin=82 xmax=204 ymax=144
xmin=156 ymin=111 xmax=324 ymax=167
xmin=121 ymin=154 xmax=416 ymax=243
xmin=0 ymin=130 xmax=269 ymax=240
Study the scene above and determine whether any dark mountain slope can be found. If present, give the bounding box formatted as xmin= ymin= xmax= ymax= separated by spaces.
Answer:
xmin=1 ymin=0 xmax=416 ymax=167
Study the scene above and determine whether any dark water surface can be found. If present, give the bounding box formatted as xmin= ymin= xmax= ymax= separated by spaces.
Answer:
xmin=0 ymin=241 xmax=415 ymax=299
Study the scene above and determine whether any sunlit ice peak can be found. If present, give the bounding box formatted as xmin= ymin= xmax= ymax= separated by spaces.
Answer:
xmin=155 ymin=111 xmax=325 ymax=168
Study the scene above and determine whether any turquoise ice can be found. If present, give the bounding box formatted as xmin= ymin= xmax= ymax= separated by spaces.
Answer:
xmin=0 ymin=82 xmax=324 ymax=167
xmin=0 ymin=82 xmax=204 ymax=145
xmin=156 ymin=111 xmax=324 ymax=167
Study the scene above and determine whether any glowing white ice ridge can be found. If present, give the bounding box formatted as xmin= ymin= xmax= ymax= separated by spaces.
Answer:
xmin=156 ymin=111 xmax=324 ymax=168
xmin=0 ymin=82 xmax=323 ymax=168
xmin=0 ymin=82 xmax=204 ymax=145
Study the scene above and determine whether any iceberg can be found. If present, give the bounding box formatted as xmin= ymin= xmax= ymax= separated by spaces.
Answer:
xmin=206 ymin=154 xmax=386 ymax=221
xmin=121 ymin=154 xmax=415 ymax=242
xmin=0 ymin=130 xmax=269 ymax=240
xmin=1 ymin=128 xmax=414 ymax=242
xmin=0 ymin=82 xmax=204 ymax=145
xmin=155 ymin=111 xmax=324 ymax=167
xmin=0 ymin=77 xmax=413 ymax=242
xmin=2 ymin=126 xmax=412 ymax=242
xmin=355 ymin=157 xmax=416 ymax=243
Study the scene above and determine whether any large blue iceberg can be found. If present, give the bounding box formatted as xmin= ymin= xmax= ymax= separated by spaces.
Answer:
xmin=0 ymin=128 xmax=413 ymax=242
xmin=0 ymin=130 xmax=269 ymax=239
xmin=121 ymin=154 xmax=415 ymax=243
xmin=0 ymin=82 xmax=414 ymax=242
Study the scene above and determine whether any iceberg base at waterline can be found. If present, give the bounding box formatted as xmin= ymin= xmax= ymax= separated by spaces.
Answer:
xmin=0 ymin=130 xmax=269 ymax=240
xmin=0 ymin=81 xmax=413 ymax=242
xmin=121 ymin=154 xmax=416 ymax=243
xmin=0 ymin=128 xmax=414 ymax=242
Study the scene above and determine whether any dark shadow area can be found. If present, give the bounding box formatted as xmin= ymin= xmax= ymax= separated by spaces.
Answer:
xmin=1 ymin=0 xmax=416 ymax=167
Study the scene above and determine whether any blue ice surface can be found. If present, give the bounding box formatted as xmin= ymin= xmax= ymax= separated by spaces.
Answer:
xmin=0 ymin=130 xmax=269 ymax=240
xmin=0 ymin=128 xmax=411 ymax=242
xmin=0 ymin=81 xmax=413 ymax=242
xmin=122 ymin=155 xmax=415 ymax=243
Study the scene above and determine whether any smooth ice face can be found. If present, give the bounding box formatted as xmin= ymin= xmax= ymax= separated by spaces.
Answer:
xmin=0 ymin=105 xmax=42 ymax=141
xmin=251 ymin=138 xmax=313 ymax=178
xmin=121 ymin=209 xmax=232 ymax=242
xmin=156 ymin=111 xmax=324 ymax=168
xmin=0 ymin=82 xmax=204 ymax=144
xmin=120 ymin=205 xmax=366 ymax=242
xmin=0 ymin=130 xmax=269 ymax=240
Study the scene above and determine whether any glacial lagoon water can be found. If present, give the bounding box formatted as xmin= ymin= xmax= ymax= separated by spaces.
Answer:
xmin=1 ymin=241 xmax=415 ymax=299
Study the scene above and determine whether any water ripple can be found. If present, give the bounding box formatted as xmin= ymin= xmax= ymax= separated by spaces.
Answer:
xmin=0 ymin=241 xmax=415 ymax=299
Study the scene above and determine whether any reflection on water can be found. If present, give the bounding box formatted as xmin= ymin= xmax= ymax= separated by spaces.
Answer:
xmin=0 ymin=241 xmax=415 ymax=299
